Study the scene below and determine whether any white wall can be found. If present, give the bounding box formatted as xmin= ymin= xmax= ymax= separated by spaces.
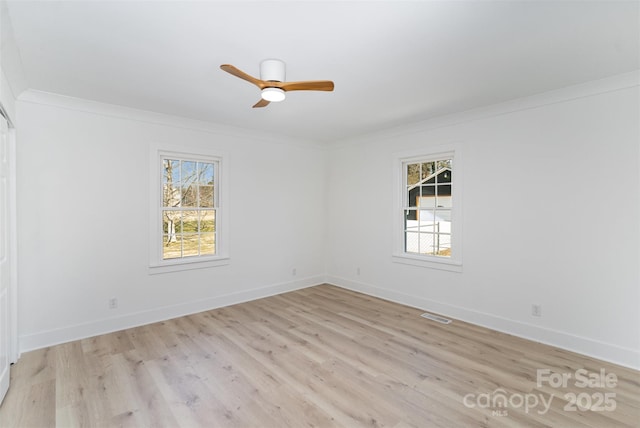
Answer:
xmin=13 ymin=73 xmax=640 ymax=369
xmin=16 ymin=91 xmax=326 ymax=350
xmin=326 ymin=73 xmax=640 ymax=369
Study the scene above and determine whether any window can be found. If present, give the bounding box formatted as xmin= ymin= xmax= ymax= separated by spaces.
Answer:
xmin=404 ymin=158 xmax=452 ymax=257
xmin=162 ymin=158 xmax=216 ymax=259
xmin=149 ymin=147 xmax=228 ymax=273
xmin=393 ymin=147 xmax=462 ymax=271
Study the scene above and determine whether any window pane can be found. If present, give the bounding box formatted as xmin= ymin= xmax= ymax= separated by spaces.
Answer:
xmin=437 ymin=184 xmax=452 ymax=196
xmin=436 ymin=194 xmax=452 ymax=209
xmin=408 ymin=186 xmax=418 ymax=207
xmin=407 ymin=163 xmax=420 ymax=186
xmin=439 ymin=169 xmax=452 ymax=183
xmin=163 ymin=159 xmax=180 ymax=184
xmin=182 ymin=210 xmax=198 ymax=233
xmin=418 ymin=210 xmax=436 ymax=231
xmin=421 ymin=162 xmax=435 ymax=179
xmin=405 ymin=231 xmax=419 ymax=253
xmin=181 ymin=185 xmax=197 ymax=207
xmin=163 ymin=184 xmax=180 ymax=207
xmin=437 ymin=159 xmax=452 ymax=171
xmin=200 ymin=210 xmax=215 ymax=232
xmin=433 ymin=233 xmax=451 ymax=257
xmin=181 ymin=161 xmax=197 ymax=186
xmin=420 ymin=185 xmax=432 ymax=197
xmin=201 ymin=233 xmax=215 ymax=255
xmin=163 ymin=234 xmax=182 ymax=259
xmin=418 ymin=232 xmax=434 ymax=254
xmin=182 ymin=234 xmax=199 ymax=257
xmin=435 ymin=209 xmax=452 ymax=223
xmin=199 ymin=162 xmax=214 ymax=184
xmin=418 ymin=191 xmax=436 ymax=210
xmin=163 ymin=211 xmax=182 ymax=233
xmin=436 ymin=189 xmax=453 ymax=208
xmin=405 ymin=209 xmax=418 ymax=226
xmin=198 ymin=185 xmax=214 ymax=208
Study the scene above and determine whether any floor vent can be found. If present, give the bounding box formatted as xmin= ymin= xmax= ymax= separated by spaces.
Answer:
xmin=421 ymin=312 xmax=452 ymax=324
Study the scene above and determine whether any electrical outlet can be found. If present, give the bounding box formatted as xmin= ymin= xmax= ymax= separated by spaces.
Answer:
xmin=292 ymin=268 xmax=297 ymax=276
xmin=531 ymin=304 xmax=542 ymax=317
xmin=357 ymin=267 xmax=361 ymax=275
xmin=109 ymin=298 xmax=118 ymax=310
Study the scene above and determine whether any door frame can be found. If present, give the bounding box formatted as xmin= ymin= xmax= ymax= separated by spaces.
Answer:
xmin=1 ymin=104 xmax=18 ymax=365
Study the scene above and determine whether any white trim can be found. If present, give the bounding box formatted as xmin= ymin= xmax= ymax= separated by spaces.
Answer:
xmin=7 ymin=127 xmax=18 ymax=363
xmin=392 ymin=143 xmax=463 ymax=271
xmin=0 ymin=71 xmax=17 ymax=125
xmin=19 ymin=276 xmax=324 ymax=353
xmin=391 ymin=255 xmax=462 ymax=273
xmin=326 ymin=276 xmax=640 ymax=370
xmin=148 ymin=257 xmax=230 ymax=275
xmin=0 ymin=108 xmax=18 ymax=364
xmin=148 ymin=144 xmax=230 ymax=273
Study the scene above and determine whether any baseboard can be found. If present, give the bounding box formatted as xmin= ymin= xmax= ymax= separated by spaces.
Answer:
xmin=20 ymin=275 xmax=639 ymax=370
xmin=19 ymin=275 xmax=324 ymax=353
xmin=326 ymin=275 xmax=640 ymax=370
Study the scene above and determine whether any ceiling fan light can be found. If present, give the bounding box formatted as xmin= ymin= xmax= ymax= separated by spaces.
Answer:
xmin=261 ymin=87 xmax=285 ymax=102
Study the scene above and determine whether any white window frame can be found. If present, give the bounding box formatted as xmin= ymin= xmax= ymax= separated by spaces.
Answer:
xmin=149 ymin=144 xmax=229 ymax=274
xmin=392 ymin=144 xmax=463 ymax=272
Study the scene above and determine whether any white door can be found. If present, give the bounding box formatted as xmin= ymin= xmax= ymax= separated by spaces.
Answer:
xmin=0 ymin=114 xmax=11 ymax=404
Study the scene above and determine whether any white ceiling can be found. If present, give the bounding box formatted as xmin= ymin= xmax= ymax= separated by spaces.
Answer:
xmin=5 ymin=1 xmax=639 ymax=143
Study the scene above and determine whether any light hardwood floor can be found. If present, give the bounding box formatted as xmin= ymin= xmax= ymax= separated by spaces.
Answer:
xmin=0 ymin=284 xmax=638 ymax=427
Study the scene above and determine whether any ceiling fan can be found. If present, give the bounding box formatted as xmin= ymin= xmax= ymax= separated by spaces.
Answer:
xmin=220 ymin=59 xmax=334 ymax=108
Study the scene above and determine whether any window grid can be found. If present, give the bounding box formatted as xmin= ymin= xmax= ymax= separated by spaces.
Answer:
xmin=161 ymin=157 xmax=217 ymax=260
xmin=403 ymin=158 xmax=453 ymax=257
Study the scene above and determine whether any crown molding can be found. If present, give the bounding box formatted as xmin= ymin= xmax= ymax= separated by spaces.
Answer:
xmin=330 ymin=70 xmax=640 ymax=149
xmin=17 ymin=89 xmax=325 ymax=150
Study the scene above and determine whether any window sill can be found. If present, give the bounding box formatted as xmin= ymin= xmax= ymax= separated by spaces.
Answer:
xmin=149 ymin=256 xmax=230 ymax=275
xmin=392 ymin=254 xmax=462 ymax=273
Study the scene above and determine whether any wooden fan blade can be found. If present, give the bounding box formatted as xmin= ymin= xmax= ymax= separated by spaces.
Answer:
xmin=220 ymin=64 xmax=266 ymax=89
xmin=252 ymin=98 xmax=270 ymax=108
xmin=280 ymin=80 xmax=334 ymax=92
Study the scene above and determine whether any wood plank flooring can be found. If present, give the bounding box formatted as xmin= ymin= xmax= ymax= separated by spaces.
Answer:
xmin=0 ymin=284 xmax=638 ymax=427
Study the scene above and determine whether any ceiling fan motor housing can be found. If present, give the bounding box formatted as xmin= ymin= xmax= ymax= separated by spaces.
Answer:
xmin=260 ymin=59 xmax=286 ymax=82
